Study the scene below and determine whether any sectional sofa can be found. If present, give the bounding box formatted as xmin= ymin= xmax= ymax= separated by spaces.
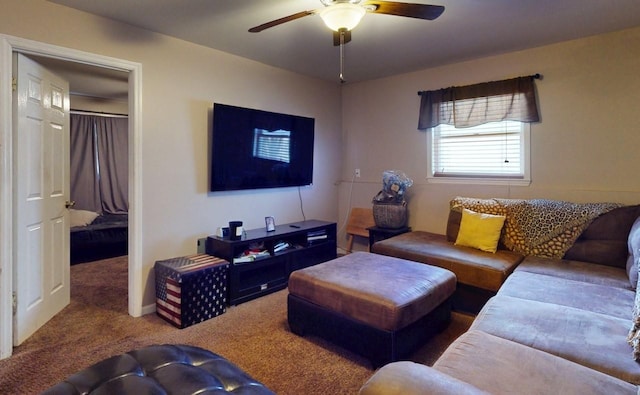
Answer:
xmin=360 ymin=197 xmax=640 ymax=394
xmin=372 ymin=197 xmax=639 ymax=314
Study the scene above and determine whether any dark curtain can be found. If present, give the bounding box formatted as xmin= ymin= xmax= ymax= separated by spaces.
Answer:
xmin=70 ymin=114 xmax=128 ymax=214
xmin=70 ymin=115 xmax=100 ymax=212
xmin=418 ymin=76 xmax=540 ymax=129
xmin=96 ymin=117 xmax=128 ymax=213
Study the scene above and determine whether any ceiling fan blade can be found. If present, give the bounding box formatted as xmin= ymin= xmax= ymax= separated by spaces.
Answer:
xmin=363 ymin=1 xmax=444 ymax=20
xmin=248 ymin=10 xmax=315 ymax=33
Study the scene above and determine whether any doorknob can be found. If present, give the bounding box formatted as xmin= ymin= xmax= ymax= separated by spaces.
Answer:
xmin=65 ymin=200 xmax=75 ymax=209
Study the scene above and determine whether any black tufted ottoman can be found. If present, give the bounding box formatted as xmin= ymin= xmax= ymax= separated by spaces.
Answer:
xmin=42 ymin=344 xmax=274 ymax=394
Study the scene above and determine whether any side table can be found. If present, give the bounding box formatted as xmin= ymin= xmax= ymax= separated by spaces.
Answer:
xmin=367 ymin=226 xmax=411 ymax=249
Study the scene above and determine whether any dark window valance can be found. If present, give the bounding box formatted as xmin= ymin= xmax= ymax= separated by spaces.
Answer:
xmin=418 ymin=75 xmax=540 ymax=130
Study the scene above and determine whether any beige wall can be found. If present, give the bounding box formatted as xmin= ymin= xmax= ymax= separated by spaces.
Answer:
xmin=340 ymin=27 xmax=640 ymax=251
xmin=4 ymin=0 xmax=640 ymax=306
xmin=70 ymin=95 xmax=128 ymax=115
xmin=1 ymin=0 xmax=342 ymax=308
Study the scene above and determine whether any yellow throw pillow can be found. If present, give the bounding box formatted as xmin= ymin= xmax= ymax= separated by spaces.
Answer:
xmin=455 ymin=208 xmax=506 ymax=253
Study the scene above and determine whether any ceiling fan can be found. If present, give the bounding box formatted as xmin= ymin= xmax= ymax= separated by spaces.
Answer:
xmin=249 ymin=0 xmax=444 ymax=44
xmin=249 ymin=1 xmax=445 ymax=82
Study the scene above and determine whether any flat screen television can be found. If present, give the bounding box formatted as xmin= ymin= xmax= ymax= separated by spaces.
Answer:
xmin=210 ymin=103 xmax=315 ymax=192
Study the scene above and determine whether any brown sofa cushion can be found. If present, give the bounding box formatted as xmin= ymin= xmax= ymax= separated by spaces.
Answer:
xmin=372 ymin=231 xmax=524 ymax=292
xmin=516 ymin=255 xmax=631 ymax=290
xmin=564 ymin=204 xmax=640 ymax=268
xmin=498 ymin=270 xmax=634 ymax=320
xmin=358 ymin=360 xmax=490 ymax=395
xmin=446 ymin=209 xmax=463 ymax=242
xmin=471 ymin=295 xmax=640 ymax=384
xmin=433 ymin=330 xmax=637 ymax=394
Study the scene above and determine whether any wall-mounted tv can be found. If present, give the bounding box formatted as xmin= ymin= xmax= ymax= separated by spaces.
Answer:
xmin=210 ymin=103 xmax=315 ymax=192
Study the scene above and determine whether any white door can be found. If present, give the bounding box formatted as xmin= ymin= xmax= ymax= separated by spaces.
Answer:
xmin=13 ymin=53 xmax=70 ymax=345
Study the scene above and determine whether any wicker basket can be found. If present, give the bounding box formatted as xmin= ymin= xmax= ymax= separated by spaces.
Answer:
xmin=373 ymin=201 xmax=408 ymax=229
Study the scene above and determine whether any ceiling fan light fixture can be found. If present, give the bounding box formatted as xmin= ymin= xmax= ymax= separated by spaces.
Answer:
xmin=319 ymin=3 xmax=366 ymax=31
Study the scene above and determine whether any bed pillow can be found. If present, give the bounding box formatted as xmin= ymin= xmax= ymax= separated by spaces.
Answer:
xmin=70 ymin=209 xmax=99 ymax=227
xmin=455 ymin=208 xmax=506 ymax=253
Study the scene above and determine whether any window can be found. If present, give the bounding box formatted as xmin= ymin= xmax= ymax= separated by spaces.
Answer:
xmin=428 ymin=120 xmax=530 ymax=184
xmin=253 ymin=128 xmax=291 ymax=163
xmin=418 ymin=75 xmax=539 ymax=185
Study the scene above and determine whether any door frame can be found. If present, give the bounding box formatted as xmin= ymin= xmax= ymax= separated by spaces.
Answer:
xmin=0 ymin=34 xmax=143 ymax=359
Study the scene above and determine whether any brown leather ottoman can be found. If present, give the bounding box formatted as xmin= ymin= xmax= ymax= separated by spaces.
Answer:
xmin=287 ymin=252 xmax=456 ymax=367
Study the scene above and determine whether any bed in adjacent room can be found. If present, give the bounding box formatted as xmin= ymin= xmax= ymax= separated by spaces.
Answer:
xmin=70 ymin=209 xmax=128 ymax=265
xmin=69 ymin=112 xmax=129 ymax=264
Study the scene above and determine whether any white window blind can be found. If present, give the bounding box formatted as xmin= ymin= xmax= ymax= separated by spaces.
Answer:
xmin=431 ymin=120 xmax=526 ymax=179
xmin=253 ymin=129 xmax=291 ymax=163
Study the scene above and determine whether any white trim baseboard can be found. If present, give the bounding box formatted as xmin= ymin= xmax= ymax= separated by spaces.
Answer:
xmin=141 ymin=303 xmax=157 ymax=316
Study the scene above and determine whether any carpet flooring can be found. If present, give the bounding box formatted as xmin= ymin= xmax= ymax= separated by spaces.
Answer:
xmin=0 ymin=256 xmax=474 ymax=394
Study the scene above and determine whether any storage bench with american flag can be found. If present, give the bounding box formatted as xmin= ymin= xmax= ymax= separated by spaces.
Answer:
xmin=154 ymin=254 xmax=229 ymax=328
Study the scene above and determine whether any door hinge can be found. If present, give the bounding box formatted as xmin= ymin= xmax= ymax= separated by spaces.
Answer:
xmin=12 ymin=77 xmax=17 ymax=92
xmin=12 ymin=292 xmax=17 ymax=316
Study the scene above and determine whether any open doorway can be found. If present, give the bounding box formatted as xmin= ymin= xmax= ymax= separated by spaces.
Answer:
xmin=30 ymin=56 xmax=130 ymax=266
xmin=0 ymin=34 xmax=143 ymax=359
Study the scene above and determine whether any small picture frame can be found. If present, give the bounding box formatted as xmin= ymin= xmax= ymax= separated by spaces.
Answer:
xmin=265 ymin=216 xmax=276 ymax=232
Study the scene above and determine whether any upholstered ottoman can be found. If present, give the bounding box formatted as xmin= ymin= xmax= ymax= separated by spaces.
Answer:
xmin=288 ymin=252 xmax=456 ymax=367
xmin=154 ymin=254 xmax=229 ymax=328
xmin=42 ymin=344 xmax=274 ymax=394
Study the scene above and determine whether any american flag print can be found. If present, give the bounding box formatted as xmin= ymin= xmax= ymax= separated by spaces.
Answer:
xmin=155 ymin=254 xmax=229 ymax=328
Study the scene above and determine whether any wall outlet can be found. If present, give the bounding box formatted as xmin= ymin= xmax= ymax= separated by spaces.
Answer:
xmin=355 ymin=168 xmax=361 ymax=178
xmin=197 ymin=237 xmax=207 ymax=253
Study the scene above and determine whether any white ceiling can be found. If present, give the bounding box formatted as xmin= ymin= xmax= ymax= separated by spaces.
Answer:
xmin=28 ymin=55 xmax=129 ymax=101
xmin=43 ymin=0 xmax=640 ymax=94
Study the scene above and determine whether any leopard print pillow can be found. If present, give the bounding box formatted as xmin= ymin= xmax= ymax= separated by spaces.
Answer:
xmin=450 ymin=197 xmax=620 ymax=258
xmin=450 ymin=197 xmax=510 ymax=217
xmin=500 ymin=199 xmax=621 ymax=258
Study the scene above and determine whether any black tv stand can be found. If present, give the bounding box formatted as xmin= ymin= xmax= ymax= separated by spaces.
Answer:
xmin=206 ymin=220 xmax=336 ymax=305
